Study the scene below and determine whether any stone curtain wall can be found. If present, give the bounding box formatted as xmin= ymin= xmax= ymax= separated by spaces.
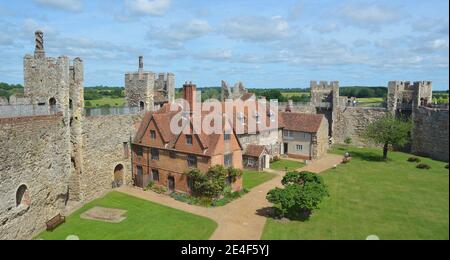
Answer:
xmin=80 ymin=114 xmax=143 ymax=201
xmin=0 ymin=114 xmax=71 ymax=240
xmin=333 ymin=107 xmax=389 ymax=146
xmin=412 ymin=107 xmax=449 ymax=162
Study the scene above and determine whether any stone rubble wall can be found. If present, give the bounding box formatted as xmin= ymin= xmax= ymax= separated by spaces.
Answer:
xmin=80 ymin=114 xmax=143 ymax=201
xmin=0 ymin=114 xmax=71 ymax=240
xmin=333 ymin=107 xmax=389 ymax=146
xmin=412 ymin=107 xmax=449 ymax=162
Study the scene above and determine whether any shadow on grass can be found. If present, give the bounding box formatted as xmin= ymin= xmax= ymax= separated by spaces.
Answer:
xmin=256 ymin=207 xmax=311 ymax=222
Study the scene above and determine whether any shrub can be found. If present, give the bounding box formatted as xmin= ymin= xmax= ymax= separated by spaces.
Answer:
xmin=144 ymin=181 xmax=155 ymax=191
xmin=344 ymin=137 xmax=352 ymax=145
xmin=445 ymin=164 xmax=449 ymax=169
xmin=186 ymin=166 xmax=229 ymax=198
xmin=151 ymin=185 xmax=167 ymax=194
xmin=408 ymin=157 xmax=421 ymax=163
xmin=267 ymin=171 xmax=329 ymax=220
xmin=416 ymin=163 xmax=431 ymax=170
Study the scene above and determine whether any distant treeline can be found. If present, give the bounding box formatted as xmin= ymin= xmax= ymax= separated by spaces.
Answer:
xmin=84 ymin=86 xmax=125 ymax=100
xmin=0 ymin=82 xmax=24 ymax=99
xmin=340 ymin=86 xmax=387 ymax=98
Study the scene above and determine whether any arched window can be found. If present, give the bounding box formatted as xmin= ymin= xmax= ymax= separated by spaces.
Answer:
xmin=49 ymin=97 xmax=57 ymax=106
xmin=16 ymin=185 xmax=31 ymax=207
xmin=140 ymin=101 xmax=145 ymax=111
xmin=49 ymin=97 xmax=57 ymax=113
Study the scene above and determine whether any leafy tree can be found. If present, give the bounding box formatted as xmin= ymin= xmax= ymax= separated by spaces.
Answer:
xmin=267 ymin=171 xmax=328 ymax=220
xmin=362 ymin=115 xmax=412 ymax=160
xmin=186 ymin=165 xmax=239 ymax=198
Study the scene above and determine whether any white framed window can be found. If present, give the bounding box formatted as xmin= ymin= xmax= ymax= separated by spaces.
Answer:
xmin=296 ymin=145 xmax=303 ymax=151
xmin=284 ymin=130 xmax=293 ymax=138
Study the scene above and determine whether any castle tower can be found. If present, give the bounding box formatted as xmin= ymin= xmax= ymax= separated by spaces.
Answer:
xmin=387 ymin=81 xmax=433 ymax=116
xmin=24 ymin=31 xmax=71 ymax=115
xmin=24 ymin=31 xmax=86 ymax=203
xmin=68 ymin=57 xmax=85 ymax=202
xmin=310 ymin=81 xmax=340 ymax=137
xmin=125 ymin=56 xmax=176 ymax=111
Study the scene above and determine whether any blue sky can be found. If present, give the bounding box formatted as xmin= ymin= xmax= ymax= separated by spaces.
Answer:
xmin=0 ymin=0 xmax=448 ymax=90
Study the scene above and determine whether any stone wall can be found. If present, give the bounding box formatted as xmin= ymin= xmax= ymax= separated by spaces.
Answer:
xmin=0 ymin=114 xmax=71 ymax=240
xmin=80 ymin=114 xmax=143 ymax=201
xmin=333 ymin=107 xmax=389 ymax=146
xmin=412 ymin=107 xmax=449 ymax=162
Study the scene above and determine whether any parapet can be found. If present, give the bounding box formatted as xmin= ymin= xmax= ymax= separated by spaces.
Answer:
xmin=310 ymin=81 xmax=339 ymax=90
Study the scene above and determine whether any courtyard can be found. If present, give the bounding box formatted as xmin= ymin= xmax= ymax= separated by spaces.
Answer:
xmin=35 ymin=147 xmax=449 ymax=240
xmin=262 ymin=146 xmax=449 ymax=240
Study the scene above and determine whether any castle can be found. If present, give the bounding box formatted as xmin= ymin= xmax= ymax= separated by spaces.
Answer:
xmin=0 ymin=31 xmax=448 ymax=240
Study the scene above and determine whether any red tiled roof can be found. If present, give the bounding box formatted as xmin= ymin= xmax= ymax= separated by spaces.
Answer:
xmin=279 ymin=112 xmax=324 ymax=133
xmin=245 ymin=145 xmax=267 ymax=158
xmin=133 ymin=106 xmax=242 ymax=156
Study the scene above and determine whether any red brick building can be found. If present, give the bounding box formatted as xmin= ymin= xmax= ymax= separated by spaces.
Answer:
xmin=131 ymin=83 xmax=243 ymax=194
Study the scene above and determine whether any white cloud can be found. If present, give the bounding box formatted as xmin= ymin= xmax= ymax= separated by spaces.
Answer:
xmin=34 ymin=0 xmax=83 ymax=12
xmin=125 ymin=0 xmax=171 ymax=16
xmin=148 ymin=19 xmax=213 ymax=49
xmin=223 ymin=16 xmax=292 ymax=42
xmin=339 ymin=3 xmax=399 ymax=30
xmin=314 ymin=23 xmax=340 ymax=34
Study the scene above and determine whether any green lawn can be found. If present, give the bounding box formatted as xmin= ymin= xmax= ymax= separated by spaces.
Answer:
xmin=36 ymin=192 xmax=217 ymax=240
xmin=262 ymin=146 xmax=449 ymax=240
xmin=357 ymin=97 xmax=384 ymax=103
xmin=85 ymin=97 xmax=125 ymax=108
xmin=271 ymin=159 xmax=305 ymax=171
xmin=243 ymin=170 xmax=277 ymax=190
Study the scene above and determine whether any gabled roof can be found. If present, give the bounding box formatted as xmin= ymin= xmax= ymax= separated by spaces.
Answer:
xmin=133 ymin=106 xmax=242 ymax=156
xmin=245 ymin=145 xmax=267 ymax=158
xmin=279 ymin=112 xmax=325 ymax=133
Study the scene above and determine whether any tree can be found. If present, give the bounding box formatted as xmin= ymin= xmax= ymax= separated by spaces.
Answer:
xmin=267 ymin=171 xmax=328 ymax=220
xmin=186 ymin=165 xmax=240 ymax=198
xmin=362 ymin=115 xmax=412 ymax=160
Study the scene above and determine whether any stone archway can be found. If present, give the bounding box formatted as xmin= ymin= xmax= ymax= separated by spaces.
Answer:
xmin=49 ymin=97 xmax=57 ymax=113
xmin=113 ymin=164 xmax=124 ymax=188
xmin=16 ymin=184 xmax=31 ymax=207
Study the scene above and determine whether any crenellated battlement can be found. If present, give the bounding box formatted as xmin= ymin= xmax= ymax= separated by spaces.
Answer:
xmin=310 ymin=81 xmax=339 ymax=90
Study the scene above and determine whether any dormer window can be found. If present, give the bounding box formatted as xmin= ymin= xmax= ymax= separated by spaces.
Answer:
xmin=186 ymin=135 xmax=193 ymax=145
xmin=150 ymin=130 xmax=156 ymax=140
xmin=237 ymin=112 xmax=246 ymax=125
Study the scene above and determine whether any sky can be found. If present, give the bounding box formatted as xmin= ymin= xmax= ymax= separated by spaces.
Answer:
xmin=0 ymin=0 xmax=448 ymax=90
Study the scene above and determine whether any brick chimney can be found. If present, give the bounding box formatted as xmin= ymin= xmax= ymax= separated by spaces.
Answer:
xmin=183 ymin=81 xmax=197 ymax=114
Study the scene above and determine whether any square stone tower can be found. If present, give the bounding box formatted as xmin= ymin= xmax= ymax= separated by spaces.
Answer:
xmin=387 ymin=81 xmax=433 ymax=115
xmin=125 ymin=56 xmax=175 ymax=111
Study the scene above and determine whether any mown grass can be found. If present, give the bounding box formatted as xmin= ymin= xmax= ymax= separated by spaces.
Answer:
xmin=85 ymin=97 xmax=126 ymax=108
xmin=270 ymin=159 xmax=305 ymax=172
xmin=36 ymin=192 xmax=217 ymax=240
xmin=243 ymin=170 xmax=278 ymax=190
xmin=262 ymin=146 xmax=449 ymax=240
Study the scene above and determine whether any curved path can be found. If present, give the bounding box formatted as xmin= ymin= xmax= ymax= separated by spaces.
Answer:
xmin=116 ymin=154 xmax=343 ymax=240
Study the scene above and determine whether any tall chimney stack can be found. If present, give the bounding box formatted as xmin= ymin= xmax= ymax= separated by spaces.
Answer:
xmin=34 ymin=30 xmax=45 ymax=59
xmin=139 ymin=56 xmax=144 ymax=70
xmin=183 ymin=81 xmax=197 ymax=114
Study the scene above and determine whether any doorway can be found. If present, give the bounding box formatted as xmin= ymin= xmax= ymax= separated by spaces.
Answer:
xmin=284 ymin=143 xmax=288 ymax=155
xmin=113 ymin=164 xmax=124 ymax=188
xmin=168 ymin=176 xmax=175 ymax=193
